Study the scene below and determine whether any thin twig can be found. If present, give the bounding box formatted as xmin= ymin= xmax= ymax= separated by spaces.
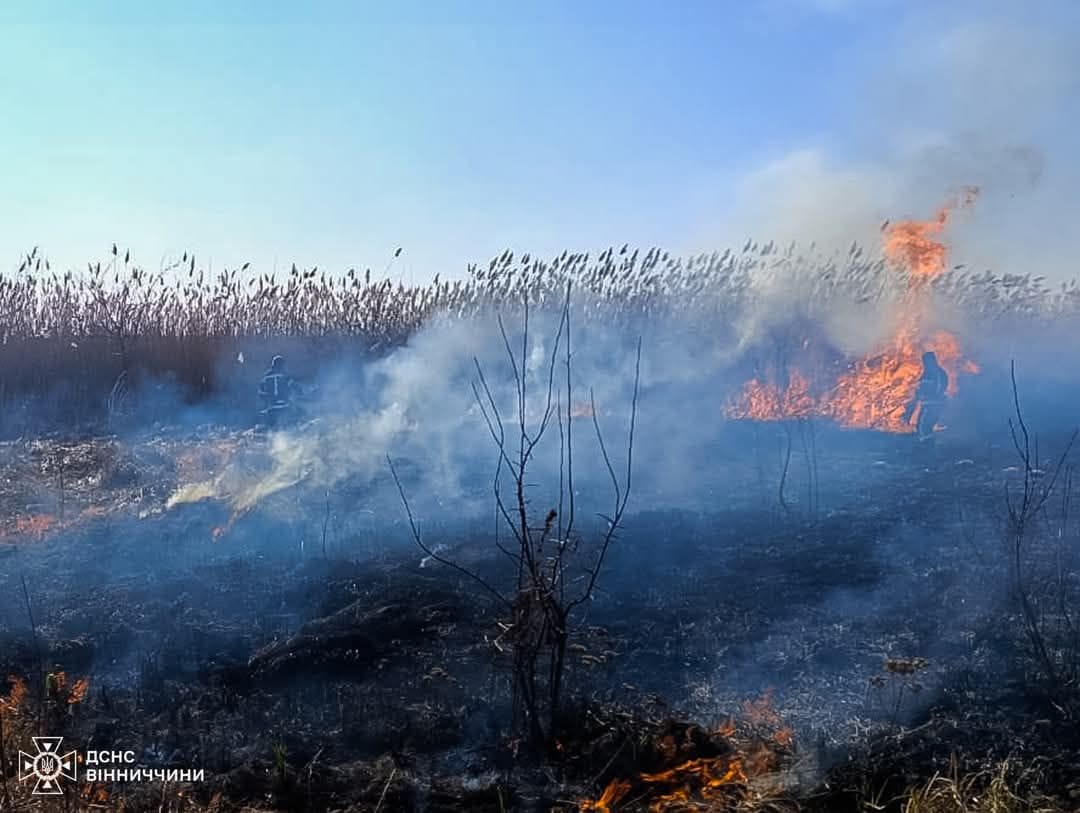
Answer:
xmin=374 ymin=766 xmax=397 ymax=813
xmin=569 ymin=336 xmax=641 ymax=612
xmin=387 ymin=455 xmax=510 ymax=609
xmin=20 ymin=574 xmax=44 ymax=733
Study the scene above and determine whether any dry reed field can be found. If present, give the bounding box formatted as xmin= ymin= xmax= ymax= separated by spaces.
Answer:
xmin=2 ymin=242 xmax=1078 ymax=431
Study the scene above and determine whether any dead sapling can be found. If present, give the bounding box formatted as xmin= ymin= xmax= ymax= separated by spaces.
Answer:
xmin=474 ymin=294 xmax=639 ymax=751
xmin=390 ymin=287 xmax=640 ymax=754
xmin=1003 ymin=361 xmax=1079 ymax=708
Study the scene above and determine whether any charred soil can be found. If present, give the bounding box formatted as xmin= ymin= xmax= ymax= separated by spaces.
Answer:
xmin=0 ymin=426 xmax=1078 ymax=811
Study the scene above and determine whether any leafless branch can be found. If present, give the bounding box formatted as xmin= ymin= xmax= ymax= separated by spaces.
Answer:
xmin=387 ymin=455 xmax=511 ymax=609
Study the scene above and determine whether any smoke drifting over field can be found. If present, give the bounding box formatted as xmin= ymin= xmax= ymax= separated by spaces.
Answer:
xmin=166 ymin=306 xmax=646 ymax=525
xmin=713 ymin=2 xmax=1080 ymax=283
xmin=161 ymin=258 xmax=1072 ymax=540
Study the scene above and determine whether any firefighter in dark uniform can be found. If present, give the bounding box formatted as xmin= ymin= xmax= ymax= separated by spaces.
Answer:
xmin=257 ymin=354 xmax=301 ymax=428
xmin=903 ymin=351 xmax=949 ymax=441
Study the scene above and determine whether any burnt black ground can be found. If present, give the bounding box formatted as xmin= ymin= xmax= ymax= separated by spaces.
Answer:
xmin=0 ymin=423 xmax=1078 ymax=811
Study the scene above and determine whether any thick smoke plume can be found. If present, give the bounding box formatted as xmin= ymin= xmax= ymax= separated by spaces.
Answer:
xmin=707 ymin=3 xmax=1080 ymax=287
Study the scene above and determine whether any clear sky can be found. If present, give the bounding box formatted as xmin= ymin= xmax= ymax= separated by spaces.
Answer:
xmin=3 ymin=0 xmax=1078 ymax=282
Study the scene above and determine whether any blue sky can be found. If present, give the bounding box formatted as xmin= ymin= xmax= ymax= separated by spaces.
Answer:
xmin=3 ymin=1 xmax=1078 ymax=281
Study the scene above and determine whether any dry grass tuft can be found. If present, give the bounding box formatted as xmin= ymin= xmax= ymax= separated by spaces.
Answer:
xmin=900 ymin=759 xmax=1060 ymax=813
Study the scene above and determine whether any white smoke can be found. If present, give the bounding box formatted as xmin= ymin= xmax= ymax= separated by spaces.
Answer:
xmin=704 ymin=4 xmax=1080 ymax=281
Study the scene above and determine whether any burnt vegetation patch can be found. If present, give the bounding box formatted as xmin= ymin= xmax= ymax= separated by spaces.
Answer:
xmin=1 ymin=413 xmax=1078 ymax=810
xmin=0 ymin=241 xmax=1079 ymax=811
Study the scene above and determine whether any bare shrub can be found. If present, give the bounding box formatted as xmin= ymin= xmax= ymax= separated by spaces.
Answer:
xmin=1004 ymin=362 xmax=1080 ymax=713
xmin=390 ymin=288 xmax=640 ymax=754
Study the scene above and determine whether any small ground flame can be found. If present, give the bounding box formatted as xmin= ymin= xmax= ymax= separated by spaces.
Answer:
xmin=579 ymin=778 xmax=632 ymax=812
xmin=579 ymin=693 xmax=794 ymax=812
xmin=12 ymin=513 xmax=57 ymax=538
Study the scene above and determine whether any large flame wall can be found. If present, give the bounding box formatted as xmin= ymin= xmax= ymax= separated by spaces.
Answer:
xmin=726 ymin=189 xmax=980 ymax=433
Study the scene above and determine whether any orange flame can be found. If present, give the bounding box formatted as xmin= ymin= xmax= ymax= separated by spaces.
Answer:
xmin=212 ymin=506 xmax=250 ymax=540
xmin=49 ymin=670 xmax=67 ymax=694
xmin=2 ymin=505 xmax=115 ymax=544
xmin=579 ymin=696 xmax=794 ymax=811
xmin=743 ymin=689 xmax=786 ymax=730
xmin=13 ymin=514 xmax=57 ymax=538
xmin=580 ymin=779 xmax=632 ymax=812
xmin=642 ymin=756 xmax=749 ymax=808
xmin=68 ymin=677 xmax=91 ymax=705
xmin=730 ymin=370 xmax=816 ymax=422
xmin=583 ymin=757 xmax=750 ymax=813
xmin=726 ymin=189 xmax=980 ymax=432
xmin=0 ymin=676 xmax=27 ymax=713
